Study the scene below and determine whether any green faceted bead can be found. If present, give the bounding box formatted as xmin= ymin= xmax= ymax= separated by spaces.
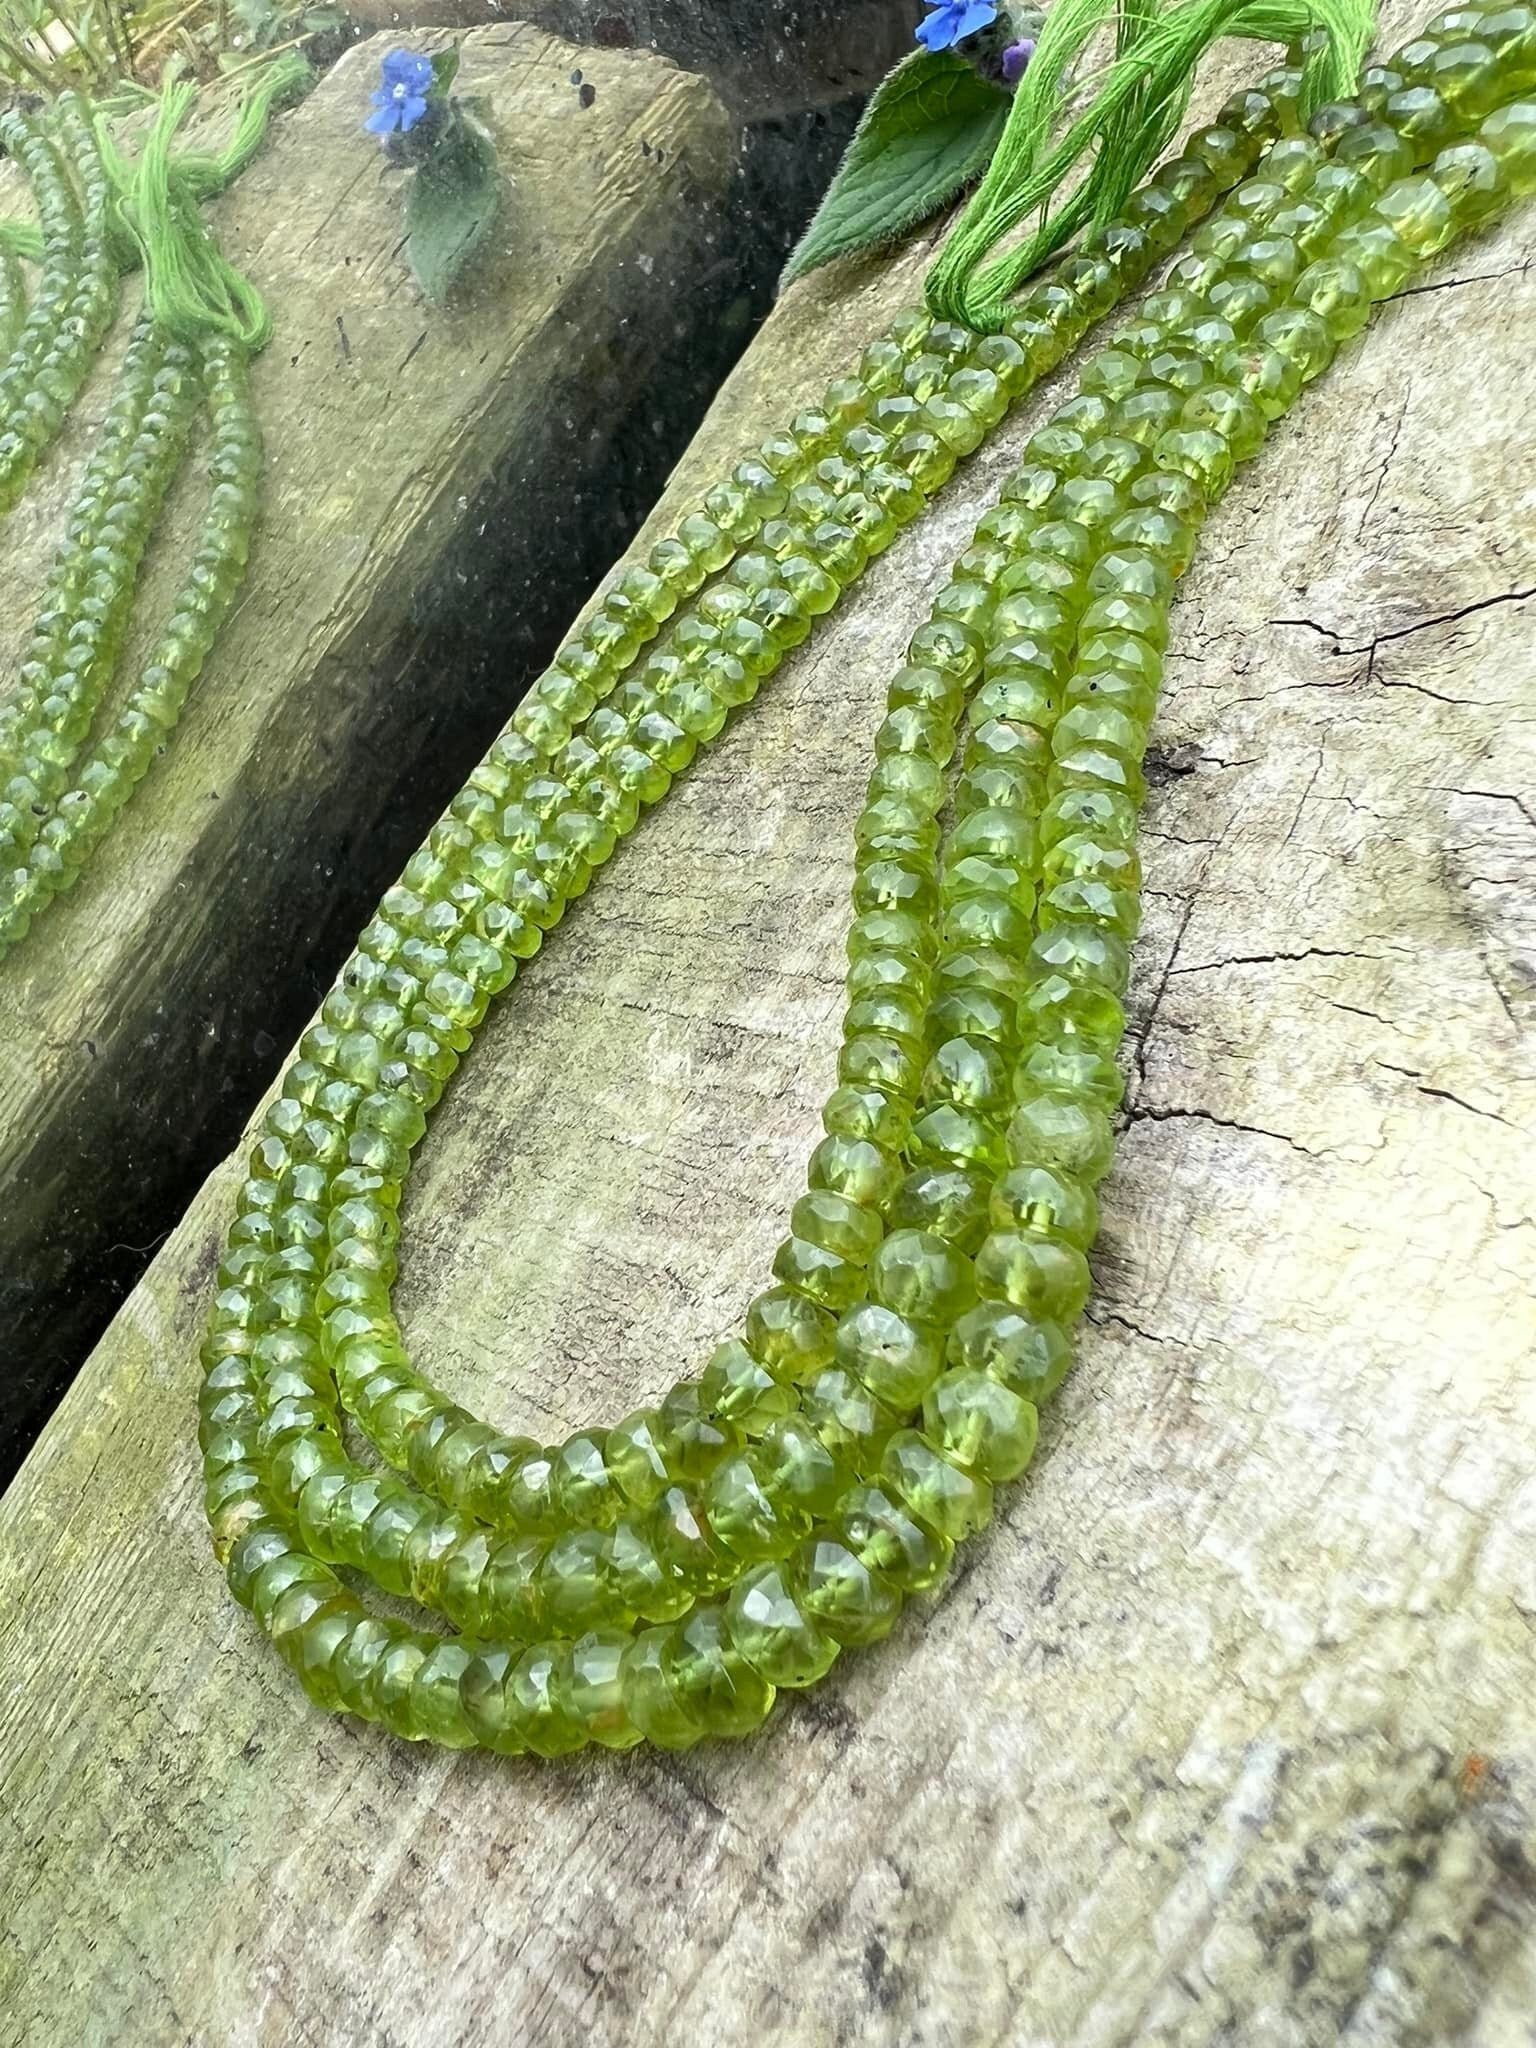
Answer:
xmin=835 ymin=1300 xmax=946 ymax=1409
xmin=621 ymin=1626 xmax=703 ymax=1750
xmin=1375 ymin=172 xmax=1458 ymax=255
xmin=706 ymin=1452 xmax=805 ymax=1559
xmin=868 ymin=1228 xmax=976 ymax=1325
xmin=1291 ymin=257 xmax=1373 ymax=339
xmin=568 ymin=1629 xmax=643 ymax=1749
xmin=975 ymin=1230 xmax=1093 ymax=1322
xmin=1431 ymin=140 xmax=1507 ymax=224
xmin=1014 ymin=1035 xmax=1125 ymax=1110
xmin=989 ymin=1163 xmax=1099 ymax=1247
xmin=795 ymin=1535 xmax=902 ymax=1647
xmin=880 ymin=1429 xmax=994 ymax=1540
xmin=802 ymin=1364 xmax=902 ymax=1472
xmin=773 ymin=1231 xmax=867 ymax=1312
xmin=663 ymin=1604 xmax=776 ymax=1735
xmin=886 ymin=1164 xmax=992 ymax=1250
xmin=749 ymin=1286 xmax=835 ymax=1384
xmin=699 ymin=1338 xmax=797 ymax=1431
xmin=923 ymin=1369 xmax=1040 ymax=1482
xmin=791 ymin=1187 xmax=883 ymax=1263
xmin=1008 ymin=1091 xmax=1116 ymax=1182
xmin=1482 ymin=101 xmax=1536 ymax=196
xmin=606 ymin=1408 xmax=672 ymax=1507
xmin=756 ymin=1414 xmax=845 ymax=1515
xmin=948 ymin=1300 xmax=1074 ymax=1403
xmin=725 ymin=1562 xmax=839 ymax=1688
xmin=651 ymin=1483 xmax=732 ymax=1595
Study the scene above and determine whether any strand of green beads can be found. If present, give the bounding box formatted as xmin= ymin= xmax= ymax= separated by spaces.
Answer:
xmin=0 ymin=240 xmax=24 ymax=359
xmin=228 ymin=67 xmax=1313 ymax=1591
xmin=0 ymin=322 xmax=166 ymax=795
xmin=195 ymin=51 xmax=1343 ymax=1695
xmin=590 ymin=76 xmax=1536 ymax=1757
xmin=302 ymin=72 xmax=1372 ymax=1610
xmin=0 ymin=329 xmax=201 ymax=924
xmin=374 ymin=54 xmax=1301 ymax=980
xmin=0 ymin=97 xmax=118 ymax=517
xmin=202 ymin=16 xmax=1534 ymax=1750
xmin=0 ymin=112 xmax=83 ymax=500
xmin=0 ymin=337 xmax=258 ymax=956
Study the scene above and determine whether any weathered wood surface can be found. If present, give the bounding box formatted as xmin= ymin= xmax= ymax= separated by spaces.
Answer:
xmin=3 ymin=13 xmax=1536 ymax=2042
xmin=342 ymin=0 xmax=919 ymax=117
xmin=0 ymin=25 xmax=733 ymax=1461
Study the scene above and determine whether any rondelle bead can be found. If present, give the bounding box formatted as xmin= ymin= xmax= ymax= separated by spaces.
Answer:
xmin=725 ymin=1561 xmax=840 ymax=1687
xmin=948 ymin=1300 xmax=1074 ymax=1403
xmin=795 ymin=1535 xmax=902 ymax=1646
xmin=922 ymin=1369 xmax=1040 ymax=1482
xmin=568 ymin=1629 xmax=644 ymax=1748
xmin=664 ymin=1604 xmax=777 ymax=1734
xmin=880 ymin=1429 xmax=994 ymax=1540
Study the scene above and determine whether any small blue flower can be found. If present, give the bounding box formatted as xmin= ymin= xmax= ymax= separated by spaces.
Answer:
xmin=366 ymin=49 xmax=435 ymax=137
xmin=915 ymin=0 xmax=999 ymax=53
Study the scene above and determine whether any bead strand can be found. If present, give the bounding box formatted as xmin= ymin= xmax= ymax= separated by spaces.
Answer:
xmin=0 ymin=97 xmax=119 ymax=518
xmin=216 ymin=70 xmax=1307 ymax=1561
xmin=0 ymin=338 xmax=260 ymax=954
xmin=200 ymin=11 xmax=1536 ymax=1751
xmin=0 ymin=329 xmax=196 ymax=893
xmin=0 ymin=240 xmax=25 ymax=360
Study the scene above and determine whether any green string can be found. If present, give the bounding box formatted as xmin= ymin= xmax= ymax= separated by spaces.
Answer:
xmin=925 ymin=0 xmax=1376 ymax=329
xmin=0 ymin=54 xmax=309 ymax=349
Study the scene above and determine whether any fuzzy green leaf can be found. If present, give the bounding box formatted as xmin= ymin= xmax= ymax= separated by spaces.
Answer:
xmin=782 ymin=50 xmax=1009 ymax=285
xmin=429 ymin=45 xmax=460 ymax=99
xmin=407 ymin=109 xmax=499 ymax=304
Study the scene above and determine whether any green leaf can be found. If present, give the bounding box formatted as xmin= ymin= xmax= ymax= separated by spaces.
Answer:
xmin=407 ymin=109 xmax=500 ymax=304
xmin=429 ymin=45 xmax=460 ymax=100
xmin=782 ymin=50 xmax=1009 ymax=286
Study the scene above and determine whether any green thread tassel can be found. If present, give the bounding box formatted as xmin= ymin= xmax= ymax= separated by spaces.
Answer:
xmin=0 ymin=54 xmax=309 ymax=351
xmin=926 ymin=0 xmax=1377 ymax=328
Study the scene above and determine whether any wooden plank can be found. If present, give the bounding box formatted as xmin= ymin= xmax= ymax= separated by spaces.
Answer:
xmin=341 ymin=0 xmax=919 ymax=118
xmin=2 ymin=7 xmax=1535 ymax=2040
xmin=0 ymin=24 xmax=733 ymax=1460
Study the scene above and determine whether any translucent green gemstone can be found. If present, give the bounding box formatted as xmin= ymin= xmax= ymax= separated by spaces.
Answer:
xmin=948 ymin=1301 xmax=1074 ymax=1403
xmin=699 ymin=1338 xmax=797 ymax=1431
xmin=869 ymin=1228 xmax=976 ymax=1325
xmin=975 ymin=1230 xmax=1093 ymax=1322
xmin=568 ymin=1629 xmax=643 ymax=1748
xmin=663 ymin=1605 xmax=776 ymax=1735
xmin=801 ymin=1364 xmax=901 ymax=1472
xmin=707 ymin=1452 xmax=805 ymax=1559
xmin=886 ymin=1163 xmax=992 ymax=1249
xmin=725 ymin=1562 xmax=839 ymax=1688
xmin=795 ymin=1535 xmax=902 ymax=1647
xmin=922 ymin=1369 xmax=1039 ymax=1482
xmin=605 ymin=1408 xmax=672 ymax=1507
xmin=1482 ymin=100 xmax=1536 ymax=194
xmin=990 ymin=1163 xmax=1099 ymax=1247
xmin=835 ymin=1300 xmax=945 ymax=1408
xmin=880 ymin=1429 xmax=994 ymax=1540
xmin=1008 ymin=1091 xmax=1116 ymax=1182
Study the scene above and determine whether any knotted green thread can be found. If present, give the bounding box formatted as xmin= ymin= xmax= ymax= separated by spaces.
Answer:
xmin=0 ymin=55 xmax=309 ymax=348
xmin=926 ymin=0 xmax=1376 ymax=328
xmin=109 ymin=81 xmax=267 ymax=350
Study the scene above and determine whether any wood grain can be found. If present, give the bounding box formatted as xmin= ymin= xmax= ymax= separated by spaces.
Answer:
xmin=0 ymin=25 xmax=733 ymax=1456
xmin=1 ymin=9 xmax=1534 ymax=2041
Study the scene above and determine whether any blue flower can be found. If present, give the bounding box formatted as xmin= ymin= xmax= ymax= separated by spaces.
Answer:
xmin=366 ymin=49 xmax=435 ymax=137
xmin=915 ymin=0 xmax=999 ymax=52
